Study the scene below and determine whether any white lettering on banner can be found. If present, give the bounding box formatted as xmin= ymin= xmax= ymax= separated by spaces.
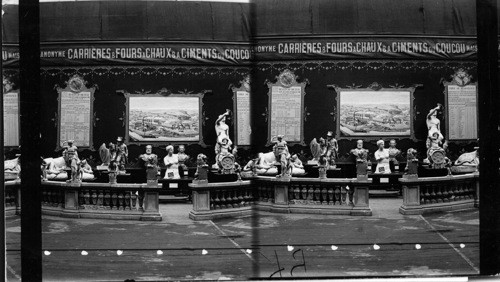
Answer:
xmin=259 ymin=40 xmax=475 ymax=55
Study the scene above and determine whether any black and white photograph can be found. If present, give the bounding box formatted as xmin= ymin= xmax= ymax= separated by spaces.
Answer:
xmin=2 ymin=0 xmax=500 ymax=281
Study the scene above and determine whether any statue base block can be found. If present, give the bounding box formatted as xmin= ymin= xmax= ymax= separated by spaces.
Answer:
xmin=97 ymin=165 xmax=109 ymax=171
xmin=356 ymin=163 xmax=367 ymax=175
xmin=406 ymin=161 xmax=418 ymax=175
xmin=356 ymin=175 xmax=368 ymax=182
xmin=147 ymin=179 xmax=159 ymax=187
xmin=402 ymin=174 xmax=418 ymax=180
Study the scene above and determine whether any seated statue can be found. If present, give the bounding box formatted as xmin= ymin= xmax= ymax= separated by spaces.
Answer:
xmin=425 ymin=132 xmax=450 ymax=169
xmin=290 ymin=154 xmax=306 ymax=176
xmin=215 ymin=135 xmax=236 ymax=174
xmin=452 ymin=148 xmax=479 ymax=174
xmin=454 ymin=150 xmax=479 ymax=167
xmin=43 ymin=156 xmax=67 ymax=180
xmin=5 ymin=157 xmax=21 ymax=179
xmin=241 ymin=157 xmax=259 ymax=178
xmin=79 ymin=159 xmax=95 ymax=181
xmin=255 ymin=152 xmax=278 ymax=175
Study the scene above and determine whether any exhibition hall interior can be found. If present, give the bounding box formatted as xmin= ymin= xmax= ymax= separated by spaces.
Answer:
xmin=2 ymin=0 xmax=500 ymax=281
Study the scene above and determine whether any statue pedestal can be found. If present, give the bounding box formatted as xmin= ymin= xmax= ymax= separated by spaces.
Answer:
xmin=307 ymin=160 xmax=318 ymax=165
xmin=146 ymin=166 xmax=158 ymax=180
xmin=356 ymin=163 xmax=367 ymax=176
xmin=356 ymin=174 xmax=368 ymax=181
xmin=196 ymin=166 xmax=208 ymax=182
xmin=108 ymin=172 xmax=117 ymax=184
xmin=318 ymin=166 xmax=327 ymax=179
xmin=97 ymin=165 xmax=109 ymax=171
xmin=406 ymin=161 xmax=418 ymax=175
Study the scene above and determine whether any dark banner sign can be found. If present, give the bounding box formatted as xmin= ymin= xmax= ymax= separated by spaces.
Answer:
xmin=2 ymin=38 xmax=480 ymax=67
xmin=2 ymin=43 xmax=252 ymax=67
xmin=254 ymin=37 xmax=478 ymax=61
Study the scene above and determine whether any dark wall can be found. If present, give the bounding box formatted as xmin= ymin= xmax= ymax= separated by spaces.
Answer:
xmin=2 ymin=1 xmax=250 ymax=44
xmin=37 ymin=67 xmax=251 ymax=166
xmin=254 ymin=0 xmax=479 ymax=37
xmin=251 ymin=60 xmax=478 ymax=162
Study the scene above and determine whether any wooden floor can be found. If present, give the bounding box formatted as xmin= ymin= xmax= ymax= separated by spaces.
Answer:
xmin=5 ymin=198 xmax=479 ymax=281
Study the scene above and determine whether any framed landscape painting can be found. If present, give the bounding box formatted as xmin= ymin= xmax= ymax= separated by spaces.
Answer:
xmin=122 ymin=91 xmax=206 ymax=146
xmin=332 ymin=84 xmax=418 ymax=140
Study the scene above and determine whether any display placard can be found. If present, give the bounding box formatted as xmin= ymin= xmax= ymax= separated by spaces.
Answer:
xmin=120 ymin=89 xmax=207 ymax=147
xmin=3 ymin=91 xmax=20 ymax=147
xmin=329 ymin=83 xmax=418 ymax=141
xmin=266 ymin=69 xmax=307 ymax=145
xmin=232 ymin=76 xmax=252 ymax=146
xmin=56 ymin=75 xmax=96 ymax=150
xmin=443 ymin=70 xmax=477 ymax=141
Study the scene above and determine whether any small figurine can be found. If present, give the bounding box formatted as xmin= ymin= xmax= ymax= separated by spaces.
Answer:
xmin=325 ymin=131 xmax=338 ymax=167
xmin=374 ymin=140 xmax=391 ymax=174
xmin=108 ymin=160 xmax=118 ymax=184
xmin=115 ymin=137 xmax=128 ymax=171
xmin=177 ymin=145 xmax=190 ymax=177
xmin=67 ymin=158 xmax=82 ymax=184
xmin=271 ymin=135 xmax=291 ymax=178
xmin=140 ymin=145 xmax=159 ymax=183
xmin=41 ymin=158 xmax=48 ymax=181
xmin=164 ymin=145 xmax=180 ymax=179
xmin=194 ymin=153 xmax=209 ymax=181
xmin=405 ymin=148 xmax=419 ymax=175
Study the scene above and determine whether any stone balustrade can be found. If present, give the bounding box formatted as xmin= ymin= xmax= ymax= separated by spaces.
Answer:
xmin=4 ymin=180 xmax=162 ymax=221
xmin=399 ymin=172 xmax=479 ymax=215
xmin=254 ymin=177 xmax=372 ymax=216
xmin=189 ymin=177 xmax=372 ymax=220
xmin=189 ymin=180 xmax=255 ymax=220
